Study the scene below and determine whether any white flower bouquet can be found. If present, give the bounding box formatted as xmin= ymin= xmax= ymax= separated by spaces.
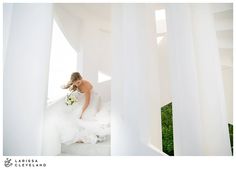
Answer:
xmin=65 ymin=92 xmax=78 ymax=106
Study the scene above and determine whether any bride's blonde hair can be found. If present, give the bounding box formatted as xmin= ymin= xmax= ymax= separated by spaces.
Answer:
xmin=63 ymin=72 xmax=82 ymax=91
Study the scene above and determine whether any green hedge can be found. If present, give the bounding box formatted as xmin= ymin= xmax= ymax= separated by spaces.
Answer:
xmin=161 ymin=103 xmax=234 ymax=156
xmin=228 ymin=124 xmax=234 ymax=155
xmin=161 ymin=103 xmax=174 ymax=156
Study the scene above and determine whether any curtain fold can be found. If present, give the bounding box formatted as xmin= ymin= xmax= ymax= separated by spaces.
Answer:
xmin=111 ymin=4 xmax=163 ymax=155
xmin=166 ymin=4 xmax=231 ymax=155
xmin=3 ymin=3 xmax=53 ymax=155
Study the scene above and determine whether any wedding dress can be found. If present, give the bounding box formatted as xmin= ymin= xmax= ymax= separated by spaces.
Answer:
xmin=43 ymin=90 xmax=110 ymax=155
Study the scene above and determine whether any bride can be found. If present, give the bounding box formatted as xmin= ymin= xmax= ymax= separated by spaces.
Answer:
xmin=59 ymin=72 xmax=110 ymax=145
xmin=43 ymin=72 xmax=110 ymax=155
xmin=63 ymin=72 xmax=95 ymax=119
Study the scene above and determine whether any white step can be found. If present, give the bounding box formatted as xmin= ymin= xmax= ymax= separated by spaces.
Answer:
xmin=216 ymin=30 xmax=233 ymax=49
xmin=222 ymin=65 xmax=232 ymax=70
xmin=211 ymin=3 xmax=233 ymax=13
xmin=219 ymin=48 xmax=232 ymax=67
xmin=213 ymin=8 xmax=233 ymax=32
xmin=214 ymin=17 xmax=233 ymax=31
xmin=214 ymin=9 xmax=233 ymax=21
xmin=219 ymin=48 xmax=233 ymax=57
xmin=220 ymin=53 xmax=233 ymax=68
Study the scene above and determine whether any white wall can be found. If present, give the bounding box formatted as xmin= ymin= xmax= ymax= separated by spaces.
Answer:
xmin=54 ymin=5 xmax=83 ymax=73
xmin=3 ymin=4 xmax=53 ymax=155
xmin=82 ymin=21 xmax=111 ymax=102
xmin=79 ymin=12 xmax=112 ymax=103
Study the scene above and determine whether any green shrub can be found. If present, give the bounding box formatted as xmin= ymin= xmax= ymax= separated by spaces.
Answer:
xmin=228 ymin=123 xmax=233 ymax=155
xmin=161 ymin=103 xmax=174 ymax=156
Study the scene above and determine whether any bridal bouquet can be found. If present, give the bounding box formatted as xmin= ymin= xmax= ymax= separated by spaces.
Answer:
xmin=65 ymin=92 xmax=78 ymax=106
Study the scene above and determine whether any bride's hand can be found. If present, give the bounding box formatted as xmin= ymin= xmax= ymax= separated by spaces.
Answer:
xmin=79 ymin=115 xmax=83 ymax=119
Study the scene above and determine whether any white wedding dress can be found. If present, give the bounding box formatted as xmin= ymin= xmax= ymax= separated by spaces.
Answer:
xmin=42 ymin=90 xmax=110 ymax=155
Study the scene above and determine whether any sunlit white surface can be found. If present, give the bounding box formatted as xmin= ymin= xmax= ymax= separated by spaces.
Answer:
xmin=98 ymin=71 xmax=112 ymax=83
xmin=156 ymin=36 xmax=164 ymax=45
xmin=155 ymin=9 xmax=167 ymax=34
xmin=47 ymin=19 xmax=77 ymax=103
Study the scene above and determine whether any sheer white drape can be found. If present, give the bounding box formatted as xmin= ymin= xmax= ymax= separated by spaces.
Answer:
xmin=3 ymin=4 xmax=13 ymax=70
xmin=3 ymin=4 xmax=53 ymax=155
xmin=111 ymin=4 xmax=163 ymax=155
xmin=166 ymin=4 xmax=231 ymax=155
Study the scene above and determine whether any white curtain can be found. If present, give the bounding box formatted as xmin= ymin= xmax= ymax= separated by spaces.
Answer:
xmin=3 ymin=4 xmax=13 ymax=70
xmin=3 ymin=4 xmax=53 ymax=155
xmin=111 ymin=4 xmax=163 ymax=155
xmin=166 ymin=4 xmax=231 ymax=155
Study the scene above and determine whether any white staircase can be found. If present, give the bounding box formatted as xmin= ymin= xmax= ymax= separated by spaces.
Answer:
xmin=211 ymin=3 xmax=233 ymax=124
xmin=211 ymin=3 xmax=233 ymax=68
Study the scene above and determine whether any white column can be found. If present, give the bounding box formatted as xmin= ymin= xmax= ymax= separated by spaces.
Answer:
xmin=3 ymin=4 xmax=53 ymax=155
xmin=166 ymin=4 xmax=231 ymax=155
xmin=111 ymin=4 xmax=163 ymax=155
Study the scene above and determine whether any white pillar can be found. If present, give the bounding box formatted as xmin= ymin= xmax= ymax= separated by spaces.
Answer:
xmin=166 ymin=4 xmax=231 ymax=155
xmin=3 ymin=4 xmax=53 ymax=155
xmin=111 ymin=4 xmax=163 ymax=155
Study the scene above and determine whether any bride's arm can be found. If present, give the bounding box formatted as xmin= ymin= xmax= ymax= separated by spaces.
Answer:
xmin=80 ymin=90 xmax=91 ymax=119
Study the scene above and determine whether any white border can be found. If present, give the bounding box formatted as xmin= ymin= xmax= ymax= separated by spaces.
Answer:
xmin=1 ymin=1 xmax=236 ymax=169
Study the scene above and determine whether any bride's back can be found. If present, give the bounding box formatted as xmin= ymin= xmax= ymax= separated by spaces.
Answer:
xmin=78 ymin=80 xmax=93 ymax=93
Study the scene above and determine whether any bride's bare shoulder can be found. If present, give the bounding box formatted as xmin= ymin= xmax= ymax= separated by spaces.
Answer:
xmin=82 ymin=80 xmax=93 ymax=90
